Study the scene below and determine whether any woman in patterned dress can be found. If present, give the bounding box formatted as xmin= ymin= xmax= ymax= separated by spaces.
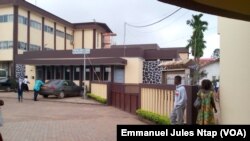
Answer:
xmin=196 ymin=79 xmax=217 ymax=125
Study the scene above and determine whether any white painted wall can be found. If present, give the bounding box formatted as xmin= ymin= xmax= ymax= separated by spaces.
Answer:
xmin=219 ymin=17 xmax=250 ymax=124
xmin=199 ymin=62 xmax=219 ymax=83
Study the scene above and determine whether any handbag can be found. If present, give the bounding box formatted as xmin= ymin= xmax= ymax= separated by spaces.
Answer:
xmin=193 ymin=96 xmax=201 ymax=109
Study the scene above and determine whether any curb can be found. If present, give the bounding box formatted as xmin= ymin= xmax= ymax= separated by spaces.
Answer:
xmin=1 ymin=95 xmax=104 ymax=106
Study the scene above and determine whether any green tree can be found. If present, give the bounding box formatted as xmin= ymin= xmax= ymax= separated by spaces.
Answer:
xmin=186 ymin=14 xmax=208 ymax=84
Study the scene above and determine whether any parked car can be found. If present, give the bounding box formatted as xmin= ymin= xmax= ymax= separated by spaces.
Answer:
xmin=39 ymin=80 xmax=84 ymax=98
xmin=0 ymin=77 xmax=18 ymax=92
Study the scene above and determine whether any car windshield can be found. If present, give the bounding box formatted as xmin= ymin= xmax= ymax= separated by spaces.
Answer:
xmin=45 ymin=80 xmax=62 ymax=86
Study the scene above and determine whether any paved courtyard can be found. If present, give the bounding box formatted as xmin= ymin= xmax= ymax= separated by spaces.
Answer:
xmin=0 ymin=92 xmax=146 ymax=141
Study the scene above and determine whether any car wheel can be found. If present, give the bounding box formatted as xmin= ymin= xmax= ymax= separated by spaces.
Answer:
xmin=58 ymin=91 xmax=65 ymax=99
xmin=6 ymin=87 xmax=11 ymax=92
xmin=43 ymin=95 xmax=48 ymax=98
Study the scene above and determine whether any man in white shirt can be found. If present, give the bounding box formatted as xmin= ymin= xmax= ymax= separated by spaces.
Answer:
xmin=23 ymin=76 xmax=30 ymax=91
xmin=170 ymin=75 xmax=187 ymax=125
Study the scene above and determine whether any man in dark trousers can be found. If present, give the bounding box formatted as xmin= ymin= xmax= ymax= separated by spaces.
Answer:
xmin=33 ymin=79 xmax=44 ymax=101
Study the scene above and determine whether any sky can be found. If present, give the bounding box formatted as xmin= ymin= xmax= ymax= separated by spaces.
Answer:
xmin=26 ymin=0 xmax=220 ymax=58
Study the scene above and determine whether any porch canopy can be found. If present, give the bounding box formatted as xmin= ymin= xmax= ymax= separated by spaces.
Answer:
xmin=159 ymin=0 xmax=250 ymax=21
xmin=158 ymin=59 xmax=195 ymax=69
xmin=16 ymin=50 xmax=127 ymax=66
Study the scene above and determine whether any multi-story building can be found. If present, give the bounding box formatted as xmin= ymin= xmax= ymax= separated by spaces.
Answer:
xmin=0 ymin=0 xmax=189 ymax=89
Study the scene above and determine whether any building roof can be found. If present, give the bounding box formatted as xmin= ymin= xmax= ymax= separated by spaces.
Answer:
xmin=16 ymin=45 xmax=188 ymax=65
xmin=0 ymin=0 xmax=113 ymax=32
xmin=159 ymin=0 xmax=250 ymax=21
xmin=111 ymin=44 xmax=160 ymax=50
xmin=199 ymin=58 xmax=219 ymax=68
xmin=73 ymin=22 xmax=112 ymax=33
xmin=158 ymin=59 xmax=195 ymax=69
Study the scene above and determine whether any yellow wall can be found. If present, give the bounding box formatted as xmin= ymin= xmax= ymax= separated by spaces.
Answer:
xmin=91 ymin=83 xmax=107 ymax=99
xmin=56 ymin=24 xmax=64 ymax=50
xmin=66 ymin=28 xmax=73 ymax=50
xmin=30 ymin=12 xmax=42 ymax=47
xmin=44 ymin=19 xmax=54 ymax=50
xmin=0 ymin=49 xmax=13 ymax=61
xmin=18 ymin=8 xmax=27 ymax=44
xmin=25 ymin=65 xmax=36 ymax=89
xmin=74 ymin=30 xmax=82 ymax=48
xmin=124 ymin=57 xmax=144 ymax=84
xmin=218 ymin=17 xmax=250 ymax=124
xmin=84 ymin=29 xmax=93 ymax=49
xmin=96 ymin=31 xmax=102 ymax=49
xmin=18 ymin=49 xmax=25 ymax=55
xmin=179 ymin=53 xmax=189 ymax=60
xmin=0 ymin=7 xmax=13 ymax=41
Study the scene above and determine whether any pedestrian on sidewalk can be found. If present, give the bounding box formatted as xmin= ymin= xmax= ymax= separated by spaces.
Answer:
xmin=23 ymin=76 xmax=30 ymax=92
xmin=33 ymin=79 xmax=44 ymax=101
xmin=17 ymin=78 xmax=24 ymax=102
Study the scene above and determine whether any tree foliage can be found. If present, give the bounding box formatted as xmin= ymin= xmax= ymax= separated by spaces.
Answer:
xmin=186 ymin=13 xmax=208 ymax=63
xmin=186 ymin=14 xmax=208 ymax=85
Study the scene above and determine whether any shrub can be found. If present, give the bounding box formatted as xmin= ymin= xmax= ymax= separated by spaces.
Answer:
xmin=87 ymin=93 xmax=107 ymax=104
xmin=136 ymin=109 xmax=170 ymax=125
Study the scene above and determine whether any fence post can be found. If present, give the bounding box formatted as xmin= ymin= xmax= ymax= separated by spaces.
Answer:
xmin=107 ymin=82 xmax=112 ymax=105
xmin=185 ymin=85 xmax=199 ymax=124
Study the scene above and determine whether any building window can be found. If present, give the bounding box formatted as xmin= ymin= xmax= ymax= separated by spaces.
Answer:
xmin=46 ymin=67 xmax=52 ymax=80
xmin=66 ymin=33 xmax=73 ymax=41
xmin=64 ymin=67 xmax=71 ymax=80
xmin=44 ymin=47 xmax=54 ymax=51
xmin=0 ymin=14 xmax=13 ymax=23
xmin=93 ymin=67 xmax=101 ymax=81
xmin=56 ymin=30 xmax=65 ymax=38
xmin=83 ymin=67 xmax=90 ymax=81
xmin=30 ymin=19 xmax=41 ymax=30
xmin=29 ymin=44 xmax=41 ymax=51
xmin=44 ymin=25 xmax=54 ymax=34
xmin=18 ymin=42 xmax=27 ymax=50
xmin=114 ymin=66 xmax=124 ymax=83
xmin=55 ymin=66 xmax=62 ymax=79
xmin=104 ymin=67 xmax=111 ymax=81
xmin=74 ymin=66 xmax=80 ymax=80
xmin=0 ymin=41 xmax=13 ymax=49
xmin=18 ymin=15 xmax=27 ymax=25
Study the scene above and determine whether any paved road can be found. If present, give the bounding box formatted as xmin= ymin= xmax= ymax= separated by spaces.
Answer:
xmin=0 ymin=92 xmax=146 ymax=141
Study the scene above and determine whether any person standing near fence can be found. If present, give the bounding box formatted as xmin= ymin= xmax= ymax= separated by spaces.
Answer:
xmin=170 ymin=75 xmax=187 ymax=125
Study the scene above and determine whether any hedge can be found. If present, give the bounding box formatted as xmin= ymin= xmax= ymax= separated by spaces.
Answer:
xmin=87 ymin=93 xmax=107 ymax=104
xmin=136 ymin=109 xmax=170 ymax=125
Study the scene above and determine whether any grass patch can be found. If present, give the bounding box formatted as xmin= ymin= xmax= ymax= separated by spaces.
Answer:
xmin=136 ymin=109 xmax=170 ymax=125
xmin=87 ymin=93 xmax=107 ymax=104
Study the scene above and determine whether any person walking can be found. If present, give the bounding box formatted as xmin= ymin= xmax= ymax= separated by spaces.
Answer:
xmin=33 ymin=79 xmax=44 ymax=101
xmin=17 ymin=78 xmax=24 ymax=102
xmin=170 ymin=75 xmax=187 ymax=125
xmin=23 ymin=76 xmax=30 ymax=92
xmin=196 ymin=79 xmax=217 ymax=125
